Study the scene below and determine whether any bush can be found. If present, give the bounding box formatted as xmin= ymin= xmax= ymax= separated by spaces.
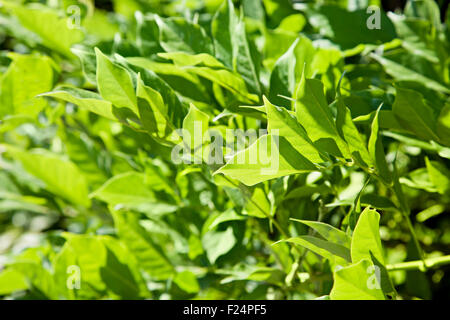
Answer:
xmin=0 ymin=0 xmax=449 ymax=300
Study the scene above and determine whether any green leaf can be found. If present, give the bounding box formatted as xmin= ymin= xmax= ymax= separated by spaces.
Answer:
xmin=392 ymin=88 xmax=440 ymax=142
xmin=330 ymin=259 xmax=385 ymax=300
xmin=0 ymin=53 xmax=53 ymax=118
xmin=188 ymin=234 xmax=204 ymax=260
xmin=371 ymin=54 xmax=450 ymax=94
xmin=282 ymin=236 xmax=351 ymax=265
xmin=267 ymin=35 xmax=318 ymax=105
xmin=0 ymin=115 xmax=34 ymax=133
xmin=265 ymin=97 xmax=325 ymax=164
xmin=305 ymin=5 xmax=396 ymax=50
xmin=277 ymin=13 xmax=306 ymax=32
xmin=211 ymin=0 xmax=237 ymax=69
xmin=156 ymin=16 xmax=214 ymax=54
xmin=425 ymin=157 xmax=450 ymax=195
xmin=348 ymin=206 xmax=397 ymax=298
xmin=351 ymin=207 xmax=384 ymax=264
xmin=91 ymin=171 xmax=176 ymax=216
xmin=54 ymin=234 xmax=147 ymax=299
xmin=335 ymin=98 xmax=372 ymax=167
xmin=7 ymin=247 xmax=57 ymax=298
xmin=208 ymin=209 xmax=246 ymax=230
xmin=404 ymin=0 xmax=442 ymax=29
xmin=416 ymin=204 xmax=446 ymax=222
xmin=3 ymin=3 xmax=84 ymax=58
xmin=368 ymin=107 xmax=392 ymax=185
xmin=268 ymin=38 xmax=298 ymax=106
xmin=233 ymin=14 xmax=261 ymax=95
xmin=0 ymin=197 xmax=49 ymax=214
xmin=72 ymin=46 xmax=97 ymax=84
xmin=126 ymin=57 xmax=209 ymax=102
xmin=41 ymin=86 xmax=115 ymax=121
xmin=359 ymin=194 xmax=396 ymax=210
xmin=136 ymin=75 xmax=180 ymax=143
xmin=437 ymin=102 xmax=450 ymax=146
xmin=135 ymin=13 xmax=163 ymax=56
xmin=244 ymin=187 xmax=270 ymax=219
xmin=133 ymin=68 xmax=187 ymax=142
xmin=111 ymin=210 xmax=175 ymax=280
xmin=291 ymin=219 xmax=351 ymax=248
xmin=82 ymin=8 xmax=119 ymax=41
xmin=182 ymin=103 xmax=210 ymax=152
xmin=173 ymin=271 xmax=200 ymax=294
xmin=400 ymin=167 xmax=437 ymax=193
xmin=5 ymin=146 xmax=90 ymax=207
xmin=215 ymin=134 xmax=317 ymax=186
xmin=263 ymin=29 xmax=298 ymax=69
xmin=95 ymin=48 xmax=138 ymax=112
xmin=0 ymin=269 xmax=29 ymax=295
xmin=242 ymin=0 xmax=266 ymax=22
xmin=100 ymin=241 xmax=145 ymax=299
xmin=158 ymin=52 xmax=258 ymax=103
xmin=263 ymin=0 xmax=296 ymax=27
xmin=294 ymin=72 xmax=349 ymax=158
xmin=202 ymin=226 xmax=237 ymax=264
xmin=218 ymin=265 xmax=285 ymax=285
xmin=284 ymin=184 xmax=332 ymax=199
xmin=212 ymin=0 xmax=261 ymax=94
xmin=383 ymin=131 xmax=450 ymax=159
xmin=91 ymin=172 xmax=155 ymax=205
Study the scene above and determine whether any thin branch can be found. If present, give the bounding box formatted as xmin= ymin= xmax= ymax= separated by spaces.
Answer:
xmin=387 ymin=255 xmax=450 ymax=272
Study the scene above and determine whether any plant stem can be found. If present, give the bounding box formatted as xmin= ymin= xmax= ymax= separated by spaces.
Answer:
xmin=390 ymin=179 xmax=428 ymax=270
xmin=220 ymin=175 xmax=305 ymax=260
xmin=387 ymin=255 xmax=450 ymax=272
xmin=402 ymin=210 xmax=427 ymax=265
xmin=220 ymin=175 xmax=288 ymax=236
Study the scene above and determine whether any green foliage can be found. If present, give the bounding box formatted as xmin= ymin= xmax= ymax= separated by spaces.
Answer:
xmin=0 ymin=0 xmax=449 ymax=301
